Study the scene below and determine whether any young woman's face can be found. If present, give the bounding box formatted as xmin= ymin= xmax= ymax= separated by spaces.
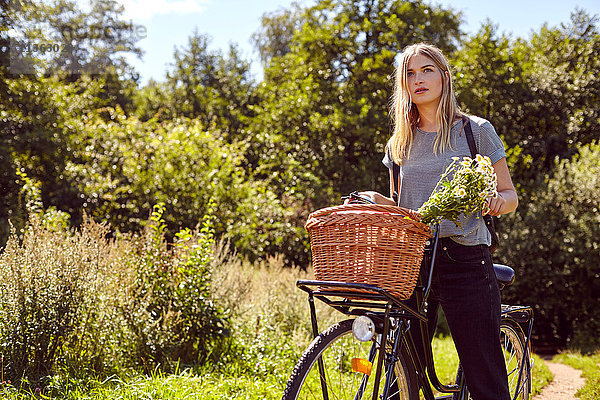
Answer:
xmin=406 ymin=54 xmax=444 ymax=107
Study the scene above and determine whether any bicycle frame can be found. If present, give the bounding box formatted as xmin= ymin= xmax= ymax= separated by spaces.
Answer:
xmin=296 ymin=227 xmax=534 ymax=400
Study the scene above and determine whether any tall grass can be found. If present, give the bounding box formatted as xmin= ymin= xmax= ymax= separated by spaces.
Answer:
xmin=0 ymin=213 xmax=133 ymax=383
xmin=208 ymin=241 xmax=339 ymax=380
xmin=0 ymin=200 xmax=230 ymax=393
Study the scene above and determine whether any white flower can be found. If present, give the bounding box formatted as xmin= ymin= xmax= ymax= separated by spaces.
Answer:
xmin=455 ymin=187 xmax=467 ymax=197
xmin=418 ymin=156 xmax=498 ymax=226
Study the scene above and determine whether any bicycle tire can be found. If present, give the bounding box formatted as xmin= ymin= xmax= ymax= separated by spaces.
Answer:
xmin=282 ymin=319 xmax=419 ymax=400
xmin=460 ymin=320 xmax=532 ymax=400
xmin=501 ymin=321 xmax=532 ymax=399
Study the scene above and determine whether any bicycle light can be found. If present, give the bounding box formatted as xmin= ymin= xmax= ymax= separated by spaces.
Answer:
xmin=352 ymin=316 xmax=375 ymax=342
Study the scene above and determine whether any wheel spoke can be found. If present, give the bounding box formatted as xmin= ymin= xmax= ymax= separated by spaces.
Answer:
xmin=283 ymin=319 xmax=417 ymax=400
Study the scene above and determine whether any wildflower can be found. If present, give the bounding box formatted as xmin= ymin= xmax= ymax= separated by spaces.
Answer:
xmin=454 ymin=187 xmax=467 ymax=197
xmin=418 ymin=155 xmax=497 ymax=226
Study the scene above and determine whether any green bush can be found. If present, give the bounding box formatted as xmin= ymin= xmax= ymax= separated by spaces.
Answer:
xmin=500 ymin=141 xmax=600 ymax=351
xmin=63 ymin=109 xmax=307 ymax=265
xmin=120 ymin=203 xmax=229 ymax=370
xmin=0 ymin=195 xmax=230 ymax=386
xmin=0 ymin=214 xmax=111 ymax=384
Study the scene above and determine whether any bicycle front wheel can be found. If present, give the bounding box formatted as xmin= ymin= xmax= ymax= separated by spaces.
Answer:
xmin=282 ymin=319 xmax=418 ymax=400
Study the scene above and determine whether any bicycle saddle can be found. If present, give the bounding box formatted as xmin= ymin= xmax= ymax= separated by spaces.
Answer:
xmin=493 ymin=263 xmax=515 ymax=289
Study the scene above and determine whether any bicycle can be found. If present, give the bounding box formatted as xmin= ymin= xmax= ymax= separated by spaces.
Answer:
xmin=281 ymin=200 xmax=534 ymax=400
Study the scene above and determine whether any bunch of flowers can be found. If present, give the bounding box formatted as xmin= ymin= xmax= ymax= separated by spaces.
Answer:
xmin=418 ymin=154 xmax=498 ymax=226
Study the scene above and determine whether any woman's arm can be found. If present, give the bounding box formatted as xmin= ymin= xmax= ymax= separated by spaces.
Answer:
xmin=350 ymin=169 xmax=397 ymax=205
xmin=486 ymin=157 xmax=518 ymax=216
xmin=357 ymin=191 xmax=396 ymax=205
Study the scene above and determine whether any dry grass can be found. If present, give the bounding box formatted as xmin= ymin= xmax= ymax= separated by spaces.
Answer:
xmin=209 ymin=239 xmax=339 ymax=368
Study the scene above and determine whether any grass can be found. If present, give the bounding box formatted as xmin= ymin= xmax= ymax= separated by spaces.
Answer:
xmin=531 ymin=354 xmax=553 ymax=396
xmin=432 ymin=334 xmax=460 ymax=383
xmin=0 ymin=337 xmax=554 ymax=399
xmin=552 ymin=351 xmax=600 ymax=399
xmin=0 ymin=370 xmax=284 ymax=400
xmin=75 ymin=371 xmax=284 ymax=400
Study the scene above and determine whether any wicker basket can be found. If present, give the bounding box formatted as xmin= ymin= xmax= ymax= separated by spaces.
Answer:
xmin=305 ymin=204 xmax=432 ymax=300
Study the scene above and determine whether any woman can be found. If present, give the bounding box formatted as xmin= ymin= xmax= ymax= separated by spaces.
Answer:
xmin=358 ymin=43 xmax=518 ymax=400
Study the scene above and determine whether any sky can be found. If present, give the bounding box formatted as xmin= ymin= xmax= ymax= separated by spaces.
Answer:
xmin=103 ymin=0 xmax=600 ymax=85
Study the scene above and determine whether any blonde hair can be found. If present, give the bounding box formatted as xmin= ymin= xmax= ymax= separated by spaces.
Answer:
xmin=388 ymin=43 xmax=462 ymax=164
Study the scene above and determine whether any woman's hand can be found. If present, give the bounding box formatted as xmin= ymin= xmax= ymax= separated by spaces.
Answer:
xmin=485 ymin=193 xmax=506 ymax=216
xmin=343 ymin=191 xmax=396 ymax=205
xmin=484 ymin=157 xmax=518 ymax=216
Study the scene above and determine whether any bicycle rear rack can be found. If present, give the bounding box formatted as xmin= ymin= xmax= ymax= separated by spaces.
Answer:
xmin=296 ymin=279 xmax=428 ymax=321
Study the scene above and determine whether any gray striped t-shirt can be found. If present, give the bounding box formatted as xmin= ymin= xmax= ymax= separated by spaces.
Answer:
xmin=382 ymin=115 xmax=506 ymax=246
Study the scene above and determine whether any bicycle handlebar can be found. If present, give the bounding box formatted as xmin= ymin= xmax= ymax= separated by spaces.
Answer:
xmin=341 ymin=191 xmax=377 ymax=204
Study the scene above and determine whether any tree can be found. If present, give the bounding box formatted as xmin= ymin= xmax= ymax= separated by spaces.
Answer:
xmin=6 ymin=0 xmax=144 ymax=112
xmin=158 ymin=31 xmax=256 ymax=140
xmin=453 ymin=10 xmax=600 ymax=190
xmin=0 ymin=0 xmax=20 ymax=246
xmin=33 ymin=0 xmax=144 ymax=76
xmin=249 ymin=0 xmax=462 ymax=213
xmin=451 ymin=23 xmax=541 ymax=191
xmin=524 ymin=9 xmax=600 ymax=164
xmin=1 ymin=1 xmax=104 ymax=240
xmin=44 ymin=0 xmax=144 ymax=112
xmin=63 ymin=109 xmax=305 ymax=263
xmin=0 ymin=0 xmax=146 ymax=247
xmin=5 ymin=77 xmax=109 ymax=222
xmin=133 ymin=78 xmax=175 ymax=121
xmin=500 ymin=142 xmax=600 ymax=350
xmin=251 ymin=1 xmax=306 ymax=66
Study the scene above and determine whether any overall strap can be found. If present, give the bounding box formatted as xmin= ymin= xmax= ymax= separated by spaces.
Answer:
xmin=462 ymin=115 xmax=499 ymax=253
xmin=462 ymin=116 xmax=477 ymax=158
xmin=392 ymin=161 xmax=400 ymax=205
xmin=386 ymin=147 xmax=401 ymax=205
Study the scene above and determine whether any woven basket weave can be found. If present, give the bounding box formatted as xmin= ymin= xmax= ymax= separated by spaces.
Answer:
xmin=305 ymin=204 xmax=432 ymax=300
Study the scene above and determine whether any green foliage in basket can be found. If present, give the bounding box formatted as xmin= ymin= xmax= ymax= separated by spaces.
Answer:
xmin=418 ymin=155 xmax=498 ymax=226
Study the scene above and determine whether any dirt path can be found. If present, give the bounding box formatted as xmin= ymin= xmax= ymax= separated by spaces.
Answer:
xmin=534 ymin=360 xmax=585 ymax=400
